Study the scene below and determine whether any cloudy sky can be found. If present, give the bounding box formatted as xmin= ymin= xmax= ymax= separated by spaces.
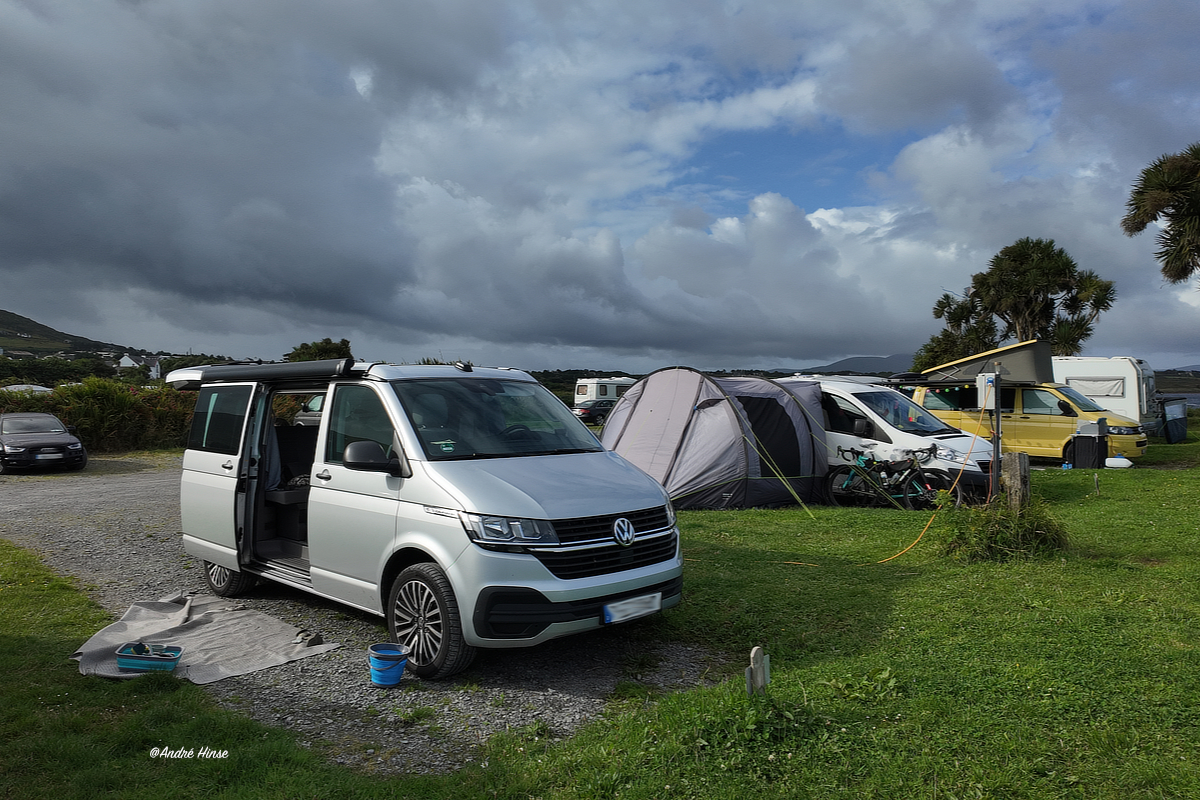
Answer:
xmin=3 ymin=0 xmax=1199 ymax=372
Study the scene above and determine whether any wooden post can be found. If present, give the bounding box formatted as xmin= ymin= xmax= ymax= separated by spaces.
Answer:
xmin=745 ymin=646 xmax=770 ymax=695
xmin=1003 ymin=451 xmax=1030 ymax=511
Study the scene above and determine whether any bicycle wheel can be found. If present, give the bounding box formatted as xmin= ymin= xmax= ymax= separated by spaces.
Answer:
xmin=827 ymin=465 xmax=882 ymax=507
xmin=900 ymin=471 xmax=962 ymax=510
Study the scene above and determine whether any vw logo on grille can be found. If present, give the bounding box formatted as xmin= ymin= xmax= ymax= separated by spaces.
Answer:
xmin=612 ymin=517 xmax=636 ymax=547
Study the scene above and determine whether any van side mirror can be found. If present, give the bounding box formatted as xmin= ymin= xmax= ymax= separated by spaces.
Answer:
xmin=1057 ymin=399 xmax=1077 ymax=417
xmin=853 ymin=418 xmax=873 ymax=438
xmin=343 ymin=440 xmax=412 ymax=478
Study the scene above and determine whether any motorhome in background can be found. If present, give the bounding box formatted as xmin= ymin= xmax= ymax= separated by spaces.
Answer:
xmin=574 ymin=377 xmax=636 ymax=403
xmin=1050 ymin=356 xmax=1159 ymax=430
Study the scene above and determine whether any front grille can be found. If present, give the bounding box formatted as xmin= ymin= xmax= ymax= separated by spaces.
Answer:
xmin=530 ymin=532 xmax=677 ymax=580
xmin=551 ymin=506 xmax=671 ymax=545
xmin=526 ymin=506 xmax=677 ymax=580
xmin=977 ymin=460 xmax=991 ymax=474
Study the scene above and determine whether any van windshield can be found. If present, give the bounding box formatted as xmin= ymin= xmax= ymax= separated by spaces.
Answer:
xmin=853 ymin=390 xmax=960 ymax=435
xmin=391 ymin=378 xmax=604 ymax=460
xmin=1056 ymin=385 xmax=1107 ymax=413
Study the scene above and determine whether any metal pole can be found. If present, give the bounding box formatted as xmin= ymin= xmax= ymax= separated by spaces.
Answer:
xmin=991 ymin=363 xmax=1002 ymax=497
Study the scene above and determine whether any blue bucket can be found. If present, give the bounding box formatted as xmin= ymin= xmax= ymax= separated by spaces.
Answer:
xmin=368 ymin=643 xmax=408 ymax=687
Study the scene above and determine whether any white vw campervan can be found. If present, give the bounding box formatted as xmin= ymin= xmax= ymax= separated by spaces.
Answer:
xmin=168 ymin=359 xmax=682 ymax=679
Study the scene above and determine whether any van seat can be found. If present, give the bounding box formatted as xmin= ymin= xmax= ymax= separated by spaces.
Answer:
xmin=275 ymin=425 xmax=319 ymax=483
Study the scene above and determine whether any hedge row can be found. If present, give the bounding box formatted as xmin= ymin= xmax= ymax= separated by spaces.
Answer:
xmin=0 ymin=378 xmax=194 ymax=453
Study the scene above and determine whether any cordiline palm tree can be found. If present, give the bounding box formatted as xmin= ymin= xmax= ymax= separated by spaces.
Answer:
xmin=1121 ymin=142 xmax=1200 ymax=284
xmin=971 ymin=238 xmax=1115 ymax=353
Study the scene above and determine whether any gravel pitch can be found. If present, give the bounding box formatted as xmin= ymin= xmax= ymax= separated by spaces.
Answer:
xmin=0 ymin=454 xmax=724 ymax=775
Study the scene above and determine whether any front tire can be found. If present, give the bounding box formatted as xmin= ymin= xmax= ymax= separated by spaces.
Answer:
xmin=203 ymin=561 xmax=258 ymax=597
xmin=901 ymin=471 xmax=964 ymax=510
xmin=387 ymin=563 xmax=476 ymax=680
xmin=826 ymin=465 xmax=879 ymax=507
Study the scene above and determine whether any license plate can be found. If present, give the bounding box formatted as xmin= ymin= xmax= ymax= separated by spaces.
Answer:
xmin=36 ymin=453 xmax=63 ymax=460
xmin=603 ymin=592 xmax=662 ymax=624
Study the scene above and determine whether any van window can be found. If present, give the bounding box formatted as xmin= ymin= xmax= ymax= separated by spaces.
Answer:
xmin=854 ymin=390 xmax=957 ymax=435
xmin=325 ymin=384 xmax=395 ymax=463
xmin=1022 ymin=388 xmax=1067 ymax=416
xmin=187 ymin=385 xmax=253 ymax=454
xmin=392 ymin=378 xmax=602 ymax=460
xmin=599 ymin=385 xmax=608 ymax=396
xmin=923 ymin=386 xmax=977 ymax=410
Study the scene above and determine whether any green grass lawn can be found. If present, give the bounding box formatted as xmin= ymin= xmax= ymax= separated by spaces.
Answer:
xmin=3 ymin=419 xmax=1199 ymax=798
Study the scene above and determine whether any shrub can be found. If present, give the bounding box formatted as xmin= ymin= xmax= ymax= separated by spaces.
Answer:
xmin=0 ymin=379 xmax=193 ymax=453
xmin=935 ymin=494 xmax=1069 ymax=562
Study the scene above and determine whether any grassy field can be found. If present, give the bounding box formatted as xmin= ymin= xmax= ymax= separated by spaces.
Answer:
xmin=2 ymin=417 xmax=1199 ymax=798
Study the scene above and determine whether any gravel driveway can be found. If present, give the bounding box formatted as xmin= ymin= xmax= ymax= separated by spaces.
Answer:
xmin=0 ymin=454 xmax=722 ymax=775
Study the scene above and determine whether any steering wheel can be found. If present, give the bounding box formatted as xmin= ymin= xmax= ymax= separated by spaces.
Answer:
xmin=499 ymin=424 xmax=532 ymax=437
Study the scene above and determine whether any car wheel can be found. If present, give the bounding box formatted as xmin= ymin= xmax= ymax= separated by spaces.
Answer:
xmin=1062 ymin=441 xmax=1075 ymax=465
xmin=387 ymin=563 xmax=476 ymax=680
xmin=203 ymin=561 xmax=258 ymax=597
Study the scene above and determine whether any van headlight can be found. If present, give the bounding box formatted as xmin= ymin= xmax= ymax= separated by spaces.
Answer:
xmin=1108 ymin=425 xmax=1141 ymax=436
xmin=934 ymin=445 xmax=971 ymax=466
xmin=459 ymin=513 xmax=560 ymax=546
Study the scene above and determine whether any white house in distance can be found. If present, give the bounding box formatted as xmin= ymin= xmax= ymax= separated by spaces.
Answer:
xmin=117 ymin=353 xmax=161 ymax=380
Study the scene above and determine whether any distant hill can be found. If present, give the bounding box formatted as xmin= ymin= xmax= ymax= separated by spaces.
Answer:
xmin=797 ymin=353 xmax=915 ymax=375
xmin=0 ymin=309 xmax=144 ymax=357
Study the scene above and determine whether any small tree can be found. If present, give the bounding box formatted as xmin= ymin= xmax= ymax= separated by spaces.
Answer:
xmin=285 ymin=338 xmax=354 ymax=362
xmin=1121 ymin=141 xmax=1200 ymax=284
xmin=912 ymin=238 xmax=1115 ymax=371
xmin=971 ymin=238 xmax=1115 ymax=350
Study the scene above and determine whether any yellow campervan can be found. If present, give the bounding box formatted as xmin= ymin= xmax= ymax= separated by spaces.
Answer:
xmin=897 ymin=342 xmax=1147 ymax=462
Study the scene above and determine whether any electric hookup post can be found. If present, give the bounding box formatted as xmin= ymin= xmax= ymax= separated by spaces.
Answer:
xmin=977 ymin=364 xmax=1005 ymax=497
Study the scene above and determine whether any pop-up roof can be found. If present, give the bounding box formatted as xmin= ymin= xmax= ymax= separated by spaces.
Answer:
xmin=916 ymin=340 xmax=1055 ymax=385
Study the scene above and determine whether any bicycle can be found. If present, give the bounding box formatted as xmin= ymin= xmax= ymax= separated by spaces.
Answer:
xmin=825 ymin=445 xmax=960 ymax=510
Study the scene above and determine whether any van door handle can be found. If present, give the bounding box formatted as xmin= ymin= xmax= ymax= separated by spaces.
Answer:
xmin=222 ymin=461 xmax=234 ymax=471
xmin=315 ymin=470 xmax=331 ymax=481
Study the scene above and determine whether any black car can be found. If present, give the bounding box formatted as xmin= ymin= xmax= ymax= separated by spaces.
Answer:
xmin=0 ymin=412 xmax=88 ymax=473
xmin=572 ymin=399 xmax=617 ymax=425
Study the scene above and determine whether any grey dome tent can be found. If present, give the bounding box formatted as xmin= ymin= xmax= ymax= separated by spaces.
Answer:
xmin=599 ymin=367 xmax=826 ymax=509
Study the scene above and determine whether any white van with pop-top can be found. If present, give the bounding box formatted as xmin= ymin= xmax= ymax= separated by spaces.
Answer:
xmin=167 ymin=359 xmax=682 ymax=679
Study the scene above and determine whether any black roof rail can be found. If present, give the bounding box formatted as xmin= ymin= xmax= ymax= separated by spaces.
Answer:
xmin=185 ymin=358 xmax=358 ymax=385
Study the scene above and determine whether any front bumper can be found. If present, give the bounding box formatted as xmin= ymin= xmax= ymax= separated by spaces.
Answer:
xmin=0 ymin=449 xmax=86 ymax=470
xmin=472 ymin=575 xmax=683 ymax=640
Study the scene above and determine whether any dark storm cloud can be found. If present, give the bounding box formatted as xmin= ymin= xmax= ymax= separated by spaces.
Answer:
xmin=0 ymin=0 xmax=507 ymax=318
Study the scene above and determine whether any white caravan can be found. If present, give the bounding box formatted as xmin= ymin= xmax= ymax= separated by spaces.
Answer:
xmin=574 ymin=377 xmax=636 ymax=403
xmin=1051 ymin=356 xmax=1157 ymax=429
